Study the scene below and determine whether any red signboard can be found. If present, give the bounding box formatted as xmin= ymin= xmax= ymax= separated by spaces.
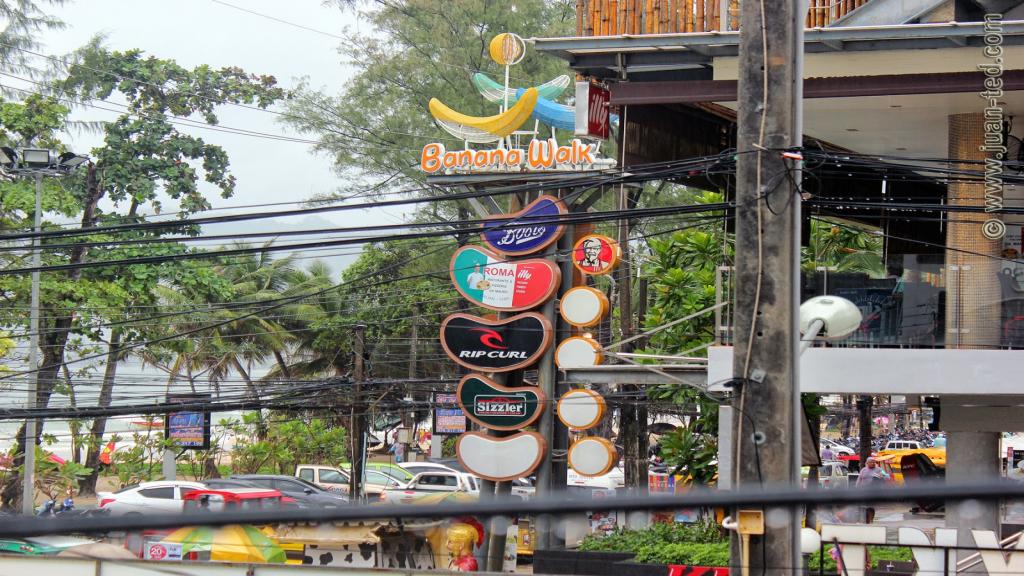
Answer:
xmin=587 ymin=85 xmax=610 ymax=139
xmin=575 ymin=82 xmax=610 ymax=140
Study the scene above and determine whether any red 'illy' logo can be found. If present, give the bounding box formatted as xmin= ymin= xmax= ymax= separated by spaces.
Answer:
xmin=470 ymin=328 xmax=507 ymax=350
xmin=149 ymin=544 xmax=167 ymax=560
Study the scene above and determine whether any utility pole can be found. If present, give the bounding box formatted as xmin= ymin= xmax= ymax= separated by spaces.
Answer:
xmin=857 ymin=396 xmax=873 ymax=464
xmin=731 ymin=0 xmax=803 ymax=571
xmin=22 ymin=173 xmax=42 ymax=516
xmin=616 ymin=181 xmax=647 ymax=509
xmin=403 ymin=304 xmax=419 ymax=463
xmin=350 ymin=324 xmax=367 ymax=504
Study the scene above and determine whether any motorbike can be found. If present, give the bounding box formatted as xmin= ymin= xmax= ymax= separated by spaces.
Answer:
xmin=35 ymin=497 xmax=109 ymax=518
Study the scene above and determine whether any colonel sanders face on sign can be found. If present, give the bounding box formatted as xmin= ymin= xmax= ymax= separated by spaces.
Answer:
xmin=577 ymin=238 xmax=608 ymax=272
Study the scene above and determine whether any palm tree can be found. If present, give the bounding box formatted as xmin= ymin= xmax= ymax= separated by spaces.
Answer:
xmin=268 ymin=261 xmax=354 ymax=379
xmin=803 ymin=218 xmax=886 ymax=277
xmin=202 ymin=243 xmax=298 ymax=398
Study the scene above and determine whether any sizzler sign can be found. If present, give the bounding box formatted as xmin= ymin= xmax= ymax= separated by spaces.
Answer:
xmin=476 ymin=395 xmax=526 ymax=416
xmin=440 ymin=312 xmax=553 ymax=372
xmin=457 ymin=374 xmax=546 ymax=432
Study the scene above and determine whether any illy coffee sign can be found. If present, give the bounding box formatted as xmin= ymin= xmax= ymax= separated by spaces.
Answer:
xmin=481 ymin=195 xmax=566 ymax=256
xmin=457 ymin=374 xmax=545 ymax=431
xmin=440 ymin=312 xmax=553 ymax=372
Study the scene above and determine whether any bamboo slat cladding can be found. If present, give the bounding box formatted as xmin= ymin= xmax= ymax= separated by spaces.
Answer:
xmin=575 ymin=0 xmax=870 ymax=34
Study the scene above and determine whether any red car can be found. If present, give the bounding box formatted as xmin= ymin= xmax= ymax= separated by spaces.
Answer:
xmin=182 ymin=488 xmax=294 ymax=512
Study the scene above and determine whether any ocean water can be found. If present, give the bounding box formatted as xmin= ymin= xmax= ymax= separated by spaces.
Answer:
xmin=0 ymin=357 xmax=263 ymax=462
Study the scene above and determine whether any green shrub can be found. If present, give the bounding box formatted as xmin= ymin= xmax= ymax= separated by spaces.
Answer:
xmin=635 ymin=542 xmax=730 ymax=566
xmin=808 ymin=545 xmax=914 ymax=571
xmin=578 ymin=521 xmax=725 ymax=553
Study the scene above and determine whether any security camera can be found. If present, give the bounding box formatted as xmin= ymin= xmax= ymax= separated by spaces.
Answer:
xmin=799 ymin=295 xmax=862 ymax=340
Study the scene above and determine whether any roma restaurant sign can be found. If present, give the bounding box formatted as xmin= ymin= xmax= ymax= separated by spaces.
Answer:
xmin=451 ymin=245 xmax=559 ymax=312
xmin=420 ymin=138 xmax=605 ymax=174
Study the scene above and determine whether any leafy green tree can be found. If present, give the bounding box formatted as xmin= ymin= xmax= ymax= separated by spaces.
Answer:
xmin=283 ymin=0 xmax=576 ymax=196
xmin=0 ymin=43 xmax=286 ymax=505
xmin=274 ymin=240 xmax=454 ymax=381
xmin=33 ymin=446 xmax=91 ymax=501
xmin=0 ymin=0 xmax=65 ymax=74
xmin=226 ymin=413 xmax=348 ymax=475
xmin=803 ymin=218 xmax=885 ymax=276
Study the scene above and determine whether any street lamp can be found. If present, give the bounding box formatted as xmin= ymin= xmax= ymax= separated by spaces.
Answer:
xmin=0 ymin=146 xmax=89 ymax=515
xmin=798 ymin=295 xmax=863 ymax=353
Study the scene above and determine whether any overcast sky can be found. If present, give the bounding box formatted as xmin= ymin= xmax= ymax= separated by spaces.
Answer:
xmin=20 ymin=0 xmax=411 ymax=272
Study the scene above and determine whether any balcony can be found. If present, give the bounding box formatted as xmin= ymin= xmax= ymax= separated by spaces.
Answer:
xmin=575 ymin=0 xmax=873 ymax=35
xmin=715 ymin=254 xmax=1024 ymax=350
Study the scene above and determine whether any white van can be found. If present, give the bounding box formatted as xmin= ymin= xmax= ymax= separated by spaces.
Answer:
xmin=883 ymin=440 xmax=922 ymax=451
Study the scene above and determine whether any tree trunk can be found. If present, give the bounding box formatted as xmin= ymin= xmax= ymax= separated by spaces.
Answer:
xmin=858 ymin=395 xmax=874 ymax=466
xmin=230 ymin=357 xmax=266 ymax=439
xmin=273 ymin=350 xmax=291 ymax=379
xmin=78 ymin=330 xmax=124 ymax=497
xmin=841 ymin=394 xmax=853 ymax=439
xmin=63 ymin=364 xmax=81 ymax=465
xmin=1 ymin=165 xmax=104 ymax=510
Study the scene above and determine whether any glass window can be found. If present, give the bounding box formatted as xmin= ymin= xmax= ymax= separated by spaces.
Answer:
xmin=241 ymin=478 xmax=274 ymax=489
xmin=365 ymin=471 xmax=392 ymax=486
xmin=319 ymin=470 xmax=348 ymax=484
xmin=298 ymin=469 xmax=314 ymax=482
xmin=138 ymin=487 xmax=174 ymax=499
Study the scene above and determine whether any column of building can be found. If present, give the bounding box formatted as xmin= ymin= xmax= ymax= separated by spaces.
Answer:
xmin=944 ymin=112 xmax=1003 ymax=563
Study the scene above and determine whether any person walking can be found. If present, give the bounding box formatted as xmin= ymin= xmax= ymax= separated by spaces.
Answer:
xmin=856 ymin=457 xmax=888 ymax=523
xmin=821 ymin=445 xmax=835 ymax=461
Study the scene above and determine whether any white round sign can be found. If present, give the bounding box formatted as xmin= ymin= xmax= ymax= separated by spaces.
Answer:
xmin=559 ymin=287 xmax=608 ymax=328
xmin=557 ymin=388 xmax=606 ymax=430
xmin=555 ymin=336 xmax=602 ymax=369
xmin=568 ymin=437 xmax=617 ymax=477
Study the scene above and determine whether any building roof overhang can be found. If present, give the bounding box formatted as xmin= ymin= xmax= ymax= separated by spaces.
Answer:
xmin=532 ymin=20 xmax=1024 ymax=81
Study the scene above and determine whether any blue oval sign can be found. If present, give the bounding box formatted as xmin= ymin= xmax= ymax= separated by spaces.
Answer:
xmin=481 ymin=195 xmax=566 ymax=256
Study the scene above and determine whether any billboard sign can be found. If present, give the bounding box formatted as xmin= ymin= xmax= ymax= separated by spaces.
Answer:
xmin=165 ymin=393 xmax=211 ymax=450
xmin=480 ymin=195 xmax=566 ymax=256
xmin=450 ymin=245 xmax=560 ymax=312
xmin=433 ymin=392 xmax=467 ymax=435
xmin=575 ymin=81 xmax=610 ymax=140
xmin=440 ymin=312 xmax=553 ymax=372
xmin=456 ymin=374 xmax=545 ymax=431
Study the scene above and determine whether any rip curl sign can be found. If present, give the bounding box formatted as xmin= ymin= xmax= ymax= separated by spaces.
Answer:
xmin=440 ymin=312 xmax=553 ymax=372
xmin=481 ymin=195 xmax=567 ymax=256
xmin=450 ymin=245 xmax=560 ymax=312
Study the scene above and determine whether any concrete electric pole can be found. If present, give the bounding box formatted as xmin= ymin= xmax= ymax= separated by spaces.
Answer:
xmin=350 ymin=324 xmax=367 ymax=504
xmin=731 ymin=0 xmax=805 ymax=572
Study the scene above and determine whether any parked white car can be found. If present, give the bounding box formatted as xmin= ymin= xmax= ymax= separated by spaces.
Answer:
xmin=97 ymin=481 xmax=206 ymax=515
xmin=399 ymin=462 xmax=458 ymax=476
xmin=802 ymin=462 xmax=850 ymax=489
xmin=821 ymin=439 xmax=855 ymax=456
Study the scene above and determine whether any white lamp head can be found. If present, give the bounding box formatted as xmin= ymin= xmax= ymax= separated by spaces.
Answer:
xmin=799 ymin=295 xmax=862 ymax=340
